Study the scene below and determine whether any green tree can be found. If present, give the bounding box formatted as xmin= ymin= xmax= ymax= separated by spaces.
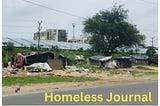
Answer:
xmin=4 ymin=42 xmax=15 ymax=62
xmin=83 ymin=5 xmax=145 ymax=56
xmin=146 ymin=47 xmax=156 ymax=57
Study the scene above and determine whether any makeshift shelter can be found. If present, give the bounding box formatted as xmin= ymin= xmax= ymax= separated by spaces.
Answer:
xmin=47 ymin=54 xmax=64 ymax=70
xmin=131 ymin=55 xmax=148 ymax=64
xmin=59 ymin=54 xmax=68 ymax=69
xmin=89 ymin=56 xmax=112 ymax=66
xmin=148 ymin=55 xmax=158 ymax=65
xmin=11 ymin=52 xmax=67 ymax=71
xmin=114 ymin=57 xmax=132 ymax=68
xmin=24 ymin=52 xmax=67 ymax=70
xmin=24 ymin=52 xmax=54 ymax=66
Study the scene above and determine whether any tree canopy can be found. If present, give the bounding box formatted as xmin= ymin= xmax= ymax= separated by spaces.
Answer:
xmin=146 ymin=47 xmax=157 ymax=57
xmin=83 ymin=5 xmax=145 ymax=56
xmin=4 ymin=42 xmax=14 ymax=62
xmin=5 ymin=42 xmax=14 ymax=52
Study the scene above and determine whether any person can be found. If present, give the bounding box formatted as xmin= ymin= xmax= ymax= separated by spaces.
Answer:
xmin=11 ymin=54 xmax=15 ymax=67
xmin=14 ymin=53 xmax=24 ymax=68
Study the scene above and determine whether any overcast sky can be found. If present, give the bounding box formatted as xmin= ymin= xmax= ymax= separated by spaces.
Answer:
xmin=2 ymin=0 xmax=158 ymax=47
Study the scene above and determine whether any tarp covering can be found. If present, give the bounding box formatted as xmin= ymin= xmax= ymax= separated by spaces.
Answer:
xmin=89 ymin=56 xmax=112 ymax=62
xmin=29 ymin=62 xmax=52 ymax=71
xmin=24 ymin=52 xmax=54 ymax=66
xmin=114 ymin=57 xmax=132 ymax=68
xmin=105 ymin=60 xmax=117 ymax=69
xmin=75 ymin=55 xmax=85 ymax=61
xmin=99 ymin=56 xmax=112 ymax=61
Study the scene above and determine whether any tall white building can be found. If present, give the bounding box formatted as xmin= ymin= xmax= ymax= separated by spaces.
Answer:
xmin=33 ymin=29 xmax=68 ymax=42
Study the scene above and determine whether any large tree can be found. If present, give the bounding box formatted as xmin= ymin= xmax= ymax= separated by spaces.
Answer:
xmin=83 ymin=5 xmax=145 ymax=56
xmin=4 ymin=42 xmax=14 ymax=62
xmin=146 ymin=47 xmax=157 ymax=57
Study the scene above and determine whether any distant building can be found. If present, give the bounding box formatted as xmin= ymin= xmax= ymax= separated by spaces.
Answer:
xmin=33 ymin=29 xmax=67 ymax=42
xmin=68 ymin=35 xmax=90 ymax=43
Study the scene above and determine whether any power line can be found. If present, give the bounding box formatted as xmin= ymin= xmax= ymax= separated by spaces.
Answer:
xmin=3 ymin=25 xmax=37 ymax=28
xmin=138 ymin=0 xmax=158 ymax=5
xmin=140 ymin=28 xmax=158 ymax=31
xmin=22 ymin=0 xmax=86 ymax=19
xmin=142 ymin=30 xmax=158 ymax=33
xmin=2 ymin=32 xmax=32 ymax=33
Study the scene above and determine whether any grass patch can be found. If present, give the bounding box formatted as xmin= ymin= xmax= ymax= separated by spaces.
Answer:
xmin=2 ymin=76 xmax=98 ymax=86
xmin=130 ymin=70 xmax=158 ymax=77
xmin=144 ymin=72 xmax=158 ymax=75
xmin=109 ymin=69 xmax=120 ymax=74
xmin=133 ymin=64 xmax=158 ymax=67
xmin=130 ymin=70 xmax=144 ymax=77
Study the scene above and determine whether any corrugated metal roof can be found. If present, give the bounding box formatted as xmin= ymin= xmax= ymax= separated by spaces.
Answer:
xmin=89 ymin=56 xmax=112 ymax=61
xmin=131 ymin=55 xmax=148 ymax=60
xmin=2 ymin=37 xmax=91 ymax=50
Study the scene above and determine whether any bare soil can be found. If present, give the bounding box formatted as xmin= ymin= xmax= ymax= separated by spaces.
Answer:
xmin=2 ymin=65 xmax=158 ymax=95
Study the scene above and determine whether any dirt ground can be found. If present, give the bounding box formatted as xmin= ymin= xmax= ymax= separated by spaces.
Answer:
xmin=2 ymin=65 xmax=158 ymax=95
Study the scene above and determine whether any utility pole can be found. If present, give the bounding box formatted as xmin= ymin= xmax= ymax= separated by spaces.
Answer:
xmin=72 ymin=23 xmax=75 ymax=40
xmin=151 ymin=37 xmax=153 ymax=47
xmin=37 ymin=21 xmax=42 ymax=49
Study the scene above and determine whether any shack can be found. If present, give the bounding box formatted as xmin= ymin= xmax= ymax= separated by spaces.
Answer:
xmin=148 ymin=55 xmax=158 ymax=65
xmin=89 ymin=56 xmax=132 ymax=68
xmin=24 ymin=52 xmax=54 ymax=66
xmin=114 ymin=56 xmax=132 ymax=68
xmin=59 ymin=54 xmax=68 ymax=69
xmin=89 ymin=56 xmax=112 ymax=66
xmin=131 ymin=55 xmax=148 ymax=64
xmin=13 ymin=52 xmax=65 ymax=71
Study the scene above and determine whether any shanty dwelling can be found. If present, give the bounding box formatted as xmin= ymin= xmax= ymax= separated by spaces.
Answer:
xmin=23 ymin=52 xmax=54 ymax=66
xmin=114 ymin=56 xmax=132 ymax=68
xmin=23 ymin=52 xmax=54 ymax=71
xmin=131 ymin=55 xmax=149 ymax=64
xmin=58 ymin=54 xmax=68 ymax=69
xmin=148 ymin=55 xmax=158 ymax=65
xmin=89 ymin=56 xmax=112 ymax=67
xmin=23 ymin=52 xmax=65 ymax=71
xmin=89 ymin=56 xmax=132 ymax=69
xmin=47 ymin=54 xmax=64 ymax=70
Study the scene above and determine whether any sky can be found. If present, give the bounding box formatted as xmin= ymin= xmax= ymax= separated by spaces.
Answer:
xmin=2 ymin=0 xmax=158 ymax=47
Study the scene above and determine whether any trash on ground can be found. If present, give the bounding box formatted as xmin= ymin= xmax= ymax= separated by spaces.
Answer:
xmin=12 ymin=85 xmax=21 ymax=93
